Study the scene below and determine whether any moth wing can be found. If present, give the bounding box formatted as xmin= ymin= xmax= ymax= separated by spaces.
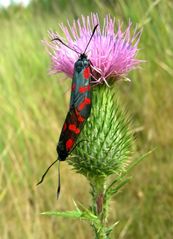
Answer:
xmin=69 ymin=71 xmax=77 ymax=108
xmin=57 ymin=108 xmax=84 ymax=160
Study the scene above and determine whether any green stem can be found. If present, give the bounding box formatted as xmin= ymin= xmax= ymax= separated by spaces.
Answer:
xmin=90 ymin=176 xmax=110 ymax=239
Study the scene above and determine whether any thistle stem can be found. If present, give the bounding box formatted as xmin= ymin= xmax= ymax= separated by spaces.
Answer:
xmin=90 ymin=177 xmax=110 ymax=239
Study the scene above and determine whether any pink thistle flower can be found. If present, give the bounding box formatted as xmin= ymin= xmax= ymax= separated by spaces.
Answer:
xmin=45 ymin=13 xmax=142 ymax=85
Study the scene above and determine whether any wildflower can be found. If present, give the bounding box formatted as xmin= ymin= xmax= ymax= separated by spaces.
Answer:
xmin=42 ymin=15 xmax=143 ymax=239
xmin=45 ymin=13 xmax=142 ymax=85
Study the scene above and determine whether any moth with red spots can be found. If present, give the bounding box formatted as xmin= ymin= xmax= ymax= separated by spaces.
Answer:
xmin=37 ymin=25 xmax=98 ymax=198
xmin=57 ymin=55 xmax=92 ymax=161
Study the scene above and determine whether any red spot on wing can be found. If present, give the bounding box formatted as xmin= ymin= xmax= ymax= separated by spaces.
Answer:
xmin=85 ymin=98 xmax=91 ymax=104
xmin=79 ymin=85 xmax=91 ymax=93
xmin=83 ymin=67 xmax=90 ymax=79
xmin=75 ymin=109 xmax=85 ymax=122
xmin=69 ymin=124 xmax=76 ymax=131
xmin=78 ymin=102 xmax=85 ymax=111
xmin=75 ymin=128 xmax=80 ymax=134
xmin=78 ymin=97 xmax=91 ymax=111
xmin=66 ymin=138 xmax=74 ymax=151
xmin=78 ymin=115 xmax=85 ymax=122
xmin=69 ymin=124 xmax=81 ymax=134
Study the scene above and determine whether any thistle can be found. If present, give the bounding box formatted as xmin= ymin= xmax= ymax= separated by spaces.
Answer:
xmin=46 ymin=13 xmax=142 ymax=84
xmin=43 ymin=13 xmax=143 ymax=239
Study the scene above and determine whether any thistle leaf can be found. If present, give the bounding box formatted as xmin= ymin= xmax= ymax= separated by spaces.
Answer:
xmin=41 ymin=209 xmax=99 ymax=222
xmin=106 ymin=221 xmax=119 ymax=235
xmin=106 ymin=177 xmax=131 ymax=198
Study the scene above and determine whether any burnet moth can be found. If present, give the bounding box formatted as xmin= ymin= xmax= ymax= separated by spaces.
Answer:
xmin=37 ymin=24 xmax=98 ymax=199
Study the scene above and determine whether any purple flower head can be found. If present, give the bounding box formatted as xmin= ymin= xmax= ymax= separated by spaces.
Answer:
xmin=46 ymin=13 xmax=142 ymax=85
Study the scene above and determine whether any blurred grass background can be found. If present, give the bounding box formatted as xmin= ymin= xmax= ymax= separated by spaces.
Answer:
xmin=0 ymin=0 xmax=173 ymax=238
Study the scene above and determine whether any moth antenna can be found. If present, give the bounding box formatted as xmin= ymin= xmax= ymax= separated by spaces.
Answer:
xmin=57 ymin=160 xmax=61 ymax=199
xmin=36 ymin=159 xmax=58 ymax=186
xmin=83 ymin=24 xmax=99 ymax=54
xmin=52 ymin=37 xmax=81 ymax=55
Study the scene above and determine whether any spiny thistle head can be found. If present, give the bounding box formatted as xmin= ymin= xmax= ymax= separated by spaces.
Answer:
xmin=68 ymin=86 xmax=134 ymax=179
xmin=45 ymin=13 xmax=142 ymax=85
xmin=44 ymin=13 xmax=142 ymax=181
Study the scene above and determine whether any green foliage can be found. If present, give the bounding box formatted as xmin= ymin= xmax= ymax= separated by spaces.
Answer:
xmin=42 ymin=151 xmax=149 ymax=239
xmin=106 ymin=151 xmax=152 ymax=198
xmin=42 ymin=209 xmax=99 ymax=222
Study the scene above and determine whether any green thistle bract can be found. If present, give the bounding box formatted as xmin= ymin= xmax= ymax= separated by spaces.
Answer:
xmin=69 ymin=85 xmax=133 ymax=179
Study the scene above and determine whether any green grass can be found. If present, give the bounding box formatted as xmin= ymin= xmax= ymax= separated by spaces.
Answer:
xmin=0 ymin=0 xmax=173 ymax=238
